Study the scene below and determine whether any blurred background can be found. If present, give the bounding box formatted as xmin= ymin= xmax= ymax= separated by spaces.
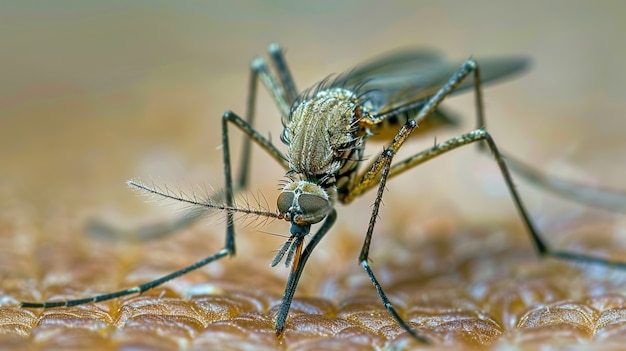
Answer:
xmin=2 ymin=0 xmax=625 ymax=216
xmin=1 ymin=0 xmax=626 ymax=313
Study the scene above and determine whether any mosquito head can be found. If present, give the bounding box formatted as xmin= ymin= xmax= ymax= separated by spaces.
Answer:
xmin=277 ymin=181 xmax=333 ymax=227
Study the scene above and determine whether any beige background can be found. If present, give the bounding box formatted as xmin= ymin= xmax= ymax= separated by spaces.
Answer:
xmin=2 ymin=1 xmax=626 ymax=214
xmin=1 ymin=1 xmax=626 ymax=349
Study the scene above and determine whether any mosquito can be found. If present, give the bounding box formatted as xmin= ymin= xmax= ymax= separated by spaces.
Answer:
xmin=21 ymin=43 xmax=626 ymax=344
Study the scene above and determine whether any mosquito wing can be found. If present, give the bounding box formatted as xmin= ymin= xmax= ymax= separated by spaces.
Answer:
xmin=336 ymin=49 xmax=529 ymax=117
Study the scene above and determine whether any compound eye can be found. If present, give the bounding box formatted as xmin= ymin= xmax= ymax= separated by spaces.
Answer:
xmin=277 ymin=192 xmax=294 ymax=214
xmin=298 ymin=194 xmax=328 ymax=215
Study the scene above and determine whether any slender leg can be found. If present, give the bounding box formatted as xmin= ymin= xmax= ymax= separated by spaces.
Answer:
xmin=221 ymin=111 xmax=237 ymax=254
xmin=267 ymin=43 xmax=298 ymax=105
xmin=221 ymin=111 xmax=288 ymax=255
xmin=359 ymin=148 xmax=431 ymax=343
xmin=20 ymin=246 xmax=231 ymax=308
xmin=240 ymin=44 xmax=297 ymax=182
xmin=252 ymin=57 xmax=291 ymax=119
xmin=236 ymin=59 xmax=260 ymax=190
xmin=274 ymin=210 xmax=337 ymax=335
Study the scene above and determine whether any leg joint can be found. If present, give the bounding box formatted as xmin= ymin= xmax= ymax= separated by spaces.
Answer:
xmin=464 ymin=58 xmax=478 ymax=70
xmin=267 ymin=42 xmax=281 ymax=55
xmin=222 ymin=110 xmax=234 ymax=121
xmin=226 ymin=247 xmax=236 ymax=257
xmin=472 ymin=127 xmax=489 ymax=139
xmin=251 ymin=57 xmax=267 ymax=71
xmin=406 ymin=118 xmax=417 ymax=129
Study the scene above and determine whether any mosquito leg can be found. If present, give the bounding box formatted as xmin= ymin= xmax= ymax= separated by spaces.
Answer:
xmin=222 ymin=111 xmax=289 ymax=170
xmin=460 ymin=129 xmax=626 ymax=268
xmin=252 ymin=57 xmax=291 ymax=119
xmin=222 ymin=110 xmax=289 ymax=254
xmin=21 ymin=248 xmax=231 ymax=308
xmin=410 ymin=59 xmax=479 ymax=126
xmin=274 ymin=210 xmax=337 ymax=336
xmin=359 ymin=148 xmax=431 ymax=343
xmin=344 ymin=116 xmax=435 ymax=343
xmin=235 ymin=57 xmax=260 ymax=190
xmin=410 ymin=57 xmax=489 ymax=154
xmin=238 ymin=50 xmax=294 ymax=187
xmin=267 ymin=43 xmax=298 ymax=105
xmin=221 ymin=110 xmax=238 ymax=254
xmin=344 ymin=118 xmax=419 ymax=203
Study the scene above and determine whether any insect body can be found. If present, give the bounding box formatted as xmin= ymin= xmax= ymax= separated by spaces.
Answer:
xmin=21 ymin=44 xmax=626 ymax=344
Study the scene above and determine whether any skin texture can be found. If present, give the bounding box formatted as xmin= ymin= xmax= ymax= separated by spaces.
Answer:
xmin=2 ymin=2 xmax=626 ymax=350
xmin=3 ymin=204 xmax=626 ymax=350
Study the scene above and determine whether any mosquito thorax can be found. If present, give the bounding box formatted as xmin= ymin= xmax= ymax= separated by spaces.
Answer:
xmin=277 ymin=181 xmax=334 ymax=226
xmin=284 ymin=88 xmax=369 ymax=179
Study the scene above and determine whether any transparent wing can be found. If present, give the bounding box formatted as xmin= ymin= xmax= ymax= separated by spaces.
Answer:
xmin=335 ymin=49 xmax=529 ymax=116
